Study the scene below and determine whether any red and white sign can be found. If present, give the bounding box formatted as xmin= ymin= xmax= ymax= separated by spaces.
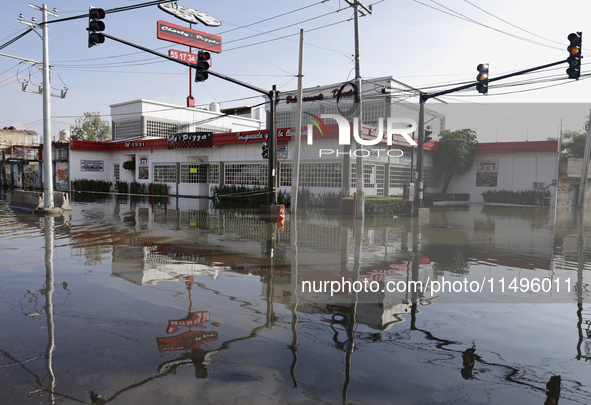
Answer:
xmin=158 ymin=20 xmax=222 ymax=54
xmin=169 ymin=49 xmax=212 ymax=67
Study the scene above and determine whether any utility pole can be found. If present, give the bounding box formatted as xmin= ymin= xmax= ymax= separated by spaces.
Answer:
xmin=345 ymin=0 xmax=372 ymax=220
xmin=291 ymin=29 xmax=304 ymax=216
xmin=19 ymin=4 xmax=58 ymax=210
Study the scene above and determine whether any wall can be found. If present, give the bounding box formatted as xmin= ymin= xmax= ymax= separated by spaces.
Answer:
xmin=446 ymin=151 xmax=558 ymax=204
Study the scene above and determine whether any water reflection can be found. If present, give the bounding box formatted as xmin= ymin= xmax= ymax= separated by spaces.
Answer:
xmin=2 ymin=195 xmax=591 ymax=403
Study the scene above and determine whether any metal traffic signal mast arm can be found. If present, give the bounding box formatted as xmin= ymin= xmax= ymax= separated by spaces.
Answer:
xmin=420 ymin=58 xmax=569 ymax=102
xmin=101 ymin=33 xmax=270 ymax=96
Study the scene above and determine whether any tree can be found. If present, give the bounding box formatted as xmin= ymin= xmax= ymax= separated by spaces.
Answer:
xmin=435 ymin=129 xmax=479 ymax=193
xmin=70 ymin=111 xmax=111 ymax=142
xmin=555 ymin=130 xmax=588 ymax=158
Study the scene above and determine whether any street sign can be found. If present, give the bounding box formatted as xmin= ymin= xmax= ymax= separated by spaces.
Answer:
xmin=158 ymin=3 xmax=222 ymax=27
xmin=157 ymin=20 xmax=222 ymax=54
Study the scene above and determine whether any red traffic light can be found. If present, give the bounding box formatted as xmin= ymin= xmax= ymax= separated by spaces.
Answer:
xmin=89 ymin=8 xmax=105 ymax=19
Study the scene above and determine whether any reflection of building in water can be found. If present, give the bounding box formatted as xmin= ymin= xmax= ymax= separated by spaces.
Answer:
xmin=111 ymin=244 xmax=222 ymax=285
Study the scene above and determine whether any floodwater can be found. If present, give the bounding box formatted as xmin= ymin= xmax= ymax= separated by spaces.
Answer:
xmin=1 ymin=194 xmax=591 ymax=405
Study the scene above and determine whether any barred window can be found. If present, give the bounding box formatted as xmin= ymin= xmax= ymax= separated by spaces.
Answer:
xmin=114 ymin=120 xmax=141 ymax=140
xmin=389 ymin=165 xmax=412 ymax=189
xmin=225 ymin=163 xmax=268 ymax=186
xmin=300 ymin=162 xmax=341 ymax=188
xmin=350 ymin=164 xmax=378 ymax=189
xmin=280 ymin=163 xmax=292 ymax=187
xmin=363 ymin=164 xmax=375 ymax=188
xmin=180 ymin=164 xmax=208 ymax=183
xmin=209 ymin=164 xmax=220 ymax=185
xmin=362 ymin=102 xmax=384 ymax=128
xmin=146 ymin=120 xmax=180 ymax=138
xmin=114 ymin=164 xmax=120 ymax=182
xmin=376 ymin=165 xmax=385 ymax=196
xmin=154 ymin=164 xmax=177 ymax=183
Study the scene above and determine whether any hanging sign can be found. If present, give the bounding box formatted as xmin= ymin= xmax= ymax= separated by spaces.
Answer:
xmin=157 ymin=20 xmax=222 ymax=54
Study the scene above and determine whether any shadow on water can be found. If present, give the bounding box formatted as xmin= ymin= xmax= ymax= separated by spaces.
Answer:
xmin=1 ymin=197 xmax=591 ymax=404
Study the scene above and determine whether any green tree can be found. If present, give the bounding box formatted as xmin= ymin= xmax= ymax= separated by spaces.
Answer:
xmin=558 ymin=130 xmax=587 ymax=158
xmin=435 ymin=128 xmax=479 ymax=193
xmin=70 ymin=111 xmax=111 ymax=142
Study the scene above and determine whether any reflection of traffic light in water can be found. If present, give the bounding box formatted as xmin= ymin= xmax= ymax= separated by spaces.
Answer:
xmin=545 ymin=375 xmax=561 ymax=405
xmin=461 ymin=342 xmax=476 ymax=380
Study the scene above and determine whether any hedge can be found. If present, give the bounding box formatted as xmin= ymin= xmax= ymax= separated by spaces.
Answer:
xmin=342 ymin=195 xmax=406 ymax=216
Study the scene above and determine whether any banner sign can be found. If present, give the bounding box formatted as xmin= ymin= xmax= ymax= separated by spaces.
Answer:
xmin=157 ymin=20 xmax=222 ymax=54
xmin=168 ymin=132 xmax=213 ymax=149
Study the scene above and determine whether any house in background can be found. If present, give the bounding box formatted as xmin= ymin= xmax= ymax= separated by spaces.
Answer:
xmin=441 ymin=140 xmax=560 ymax=206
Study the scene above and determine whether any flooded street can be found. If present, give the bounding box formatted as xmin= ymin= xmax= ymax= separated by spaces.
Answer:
xmin=1 ymin=194 xmax=591 ymax=405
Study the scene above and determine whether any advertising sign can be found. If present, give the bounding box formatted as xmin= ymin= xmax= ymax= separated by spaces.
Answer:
xmin=157 ymin=20 xmax=222 ymax=54
xmin=476 ymin=159 xmax=499 ymax=187
xmin=168 ymin=132 xmax=213 ymax=149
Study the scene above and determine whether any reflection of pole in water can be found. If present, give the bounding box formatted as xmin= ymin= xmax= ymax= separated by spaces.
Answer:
xmin=410 ymin=217 xmax=420 ymax=330
xmin=342 ymin=216 xmax=363 ymax=405
xmin=44 ymin=216 xmax=56 ymax=402
xmin=290 ymin=212 xmax=299 ymax=387
xmin=575 ymin=209 xmax=588 ymax=361
xmin=265 ymin=221 xmax=277 ymax=328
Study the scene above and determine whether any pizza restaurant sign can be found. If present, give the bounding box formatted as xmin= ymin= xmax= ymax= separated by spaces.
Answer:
xmin=285 ymin=88 xmax=355 ymax=104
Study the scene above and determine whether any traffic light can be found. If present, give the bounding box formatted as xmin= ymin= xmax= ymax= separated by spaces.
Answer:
xmin=261 ymin=142 xmax=269 ymax=159
xmin=424 ymin=129 xmax=433 ymax=143
xmin=88 ymin=7 xmax=105 ymax=48
xmin=567 ymin=32 xmax=582 ymax=80
xmin=476 ymin=63 xmax=489 ymax=94
xmin=195 ymin=51 xmax=211 ymax=82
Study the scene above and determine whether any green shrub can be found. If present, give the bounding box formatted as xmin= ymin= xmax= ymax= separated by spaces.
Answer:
xmin=73 ymin=179 xmax=112 ymax=193
xmin=342 ymin=195 xmax=405 ymax=216
xmin=481 ymin=189 xmax=549 ymax=205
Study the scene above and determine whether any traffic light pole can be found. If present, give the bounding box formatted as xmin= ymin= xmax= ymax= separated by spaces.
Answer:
xmin=101 ymin=33 xmax=279 ymax=206
xmin=413 ymin=58 xmax=569 ymax=213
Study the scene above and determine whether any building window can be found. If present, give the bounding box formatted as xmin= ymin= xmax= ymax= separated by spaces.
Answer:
xmin=154 ymin=164 xmax=177 ymax=183
xmin=180 ymin=164 xmax=208 ymax=183
xmin=114 ymin=120 xmax=141 ymax=140
xmin=114 ymin=164 xmax=120 ymax=181
xmin=209 ymin=164 xmax=220 ymax=185
xmin=350 ymin=164 xmax=376 ymax=189
xmin=52 ymin=147 xmax=67 ymax=161
xmin=376 ymin=165 xmax=385 ymax=196
xmin=389 ymin=165 xmax=412 ymax=190
xmin=225 ymin=164 xmax=268 ymax=186
xmin=300 ymin=162 xmax=341 ymax=188
xmin=280 ymin=163 xmax=292 ymax=187
xmin=146 ymin=120 xmax=180 ymax=138
xmin=363 ymin=164 xmax=375 ymax=188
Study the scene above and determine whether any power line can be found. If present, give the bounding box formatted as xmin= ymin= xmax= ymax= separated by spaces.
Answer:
xmin=218 ymin=0 xmax=330 ymax=35
xmin=463 ymin=0 xmax=564 ymax=47
xmin=413 ymin=0 xmax=563 ymax=51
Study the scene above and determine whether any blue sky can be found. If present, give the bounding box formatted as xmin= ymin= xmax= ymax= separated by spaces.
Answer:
xmin=1 ymin=0 xmax=590 ymax=142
